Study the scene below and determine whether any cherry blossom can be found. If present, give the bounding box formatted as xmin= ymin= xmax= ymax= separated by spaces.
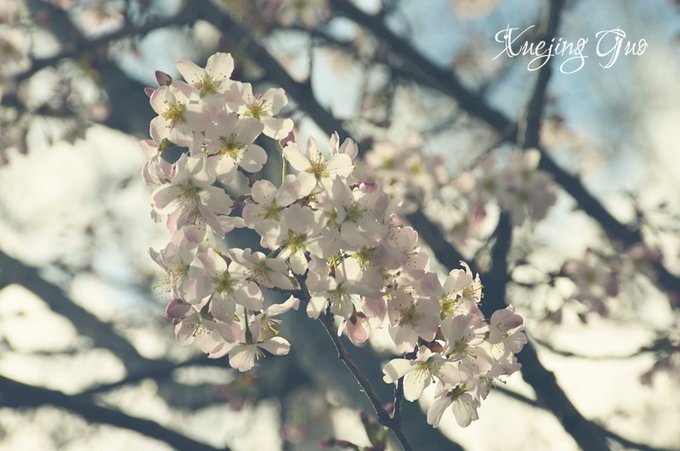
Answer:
xmin=184 ymin=248 xmax=264 ymax=320
xmin=227 ymin=83 xmax=294 ymax=139
xmin=149 ymin=81 xmax=206 ymax=146
xmin=204 ymin=112 xmax=267 ymax=180
xmin=428 ymin=382 xmax=481 ymax=428
xmin=176 ymin=52 xmax=235 ymax=97
xmin=382 ymin=346 xmax=459 ymax=401
xmin=283 ymin=136 xmax=354 ymax=195
xmin=142 ymin=51 xmax=526 ymax=432
xmin=150 ymin=153 xmax=232 ymax=233
xmin=224 ymin=298 xmax=299 ymax=372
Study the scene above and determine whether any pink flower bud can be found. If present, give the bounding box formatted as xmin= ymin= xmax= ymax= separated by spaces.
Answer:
xmin=428 ymin=341 xmax=445 ymax=353
xmin=279 ymin=130 xmax=296 ymax=148
xmin=606 ymin=273 xmax=619 ymax=297
xmin=360 ymin=181 xmax=377 ymax=192
xmin=155 ymin=70 xmax=173 ymax=86
xmin=359 ymin=409 xmax=369 ymax=422
xmin=346 ymin=313 xmax=370 ymax=345
xmin=165 ymin=298 xmax=190 ymax=319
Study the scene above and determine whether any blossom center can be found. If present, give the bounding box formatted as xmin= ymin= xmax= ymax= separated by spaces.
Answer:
xmin=352 ymin=247 xmax=373 ymax=268
xmin=398 ymin=305 xmax=422 ymax=327
xmin=245 ymin=97 xmax=269 ymax=119
xmin=262 ymin=201 xmax=282 ymax=220
xmin=215 ymin=272 xmax=237 ymax=293
xmin=285 ymin=231 xmax=307 ymax=252
xmin=345 ymin=201 xmax=365 ymax=223
xmin=309 ymin=159 xmax=329 ymax=179
xmin=197 ymin=75 xmax=220 ymax=96
xmin=180 ymin=185 xmax=201 ymax=203
xmin=219 ymin=135 xmax=244 ymax=160
xmin=446 ymin=384 xmax=467 ymax=400
xmin=440 ymin=294 xmax=459 ymax=319
xmin=462 ymin=283 xmax=483 ymax=301
xmin=163 ymin=104 xmax=186 ymax=127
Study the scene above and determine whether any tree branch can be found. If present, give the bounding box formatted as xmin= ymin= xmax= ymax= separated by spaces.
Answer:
xmin=0 ymin=374 xmax=226 ymax=451
xmin=14 ymin=4 xmax=197 ymax=83
xmin=328 ymin=0 xmax=680 ymax=303
xmin=519 ymin=0 xmax=565 ymax=149
xmin=293 ymin=277 xmax=415 ymax=451
xmin=483 ymin=214 xmax=611 ymax=451
xmin=494 ymin=386 xmax=676 ymax=451
xmin=0 ymin=250 xmax=154 ymax=373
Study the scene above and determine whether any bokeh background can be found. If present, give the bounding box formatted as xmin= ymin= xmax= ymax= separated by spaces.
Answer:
xmin=1 ymin=0 xmax=679 ymax=450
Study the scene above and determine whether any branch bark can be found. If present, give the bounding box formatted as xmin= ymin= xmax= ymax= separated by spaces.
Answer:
xmin=329 ymin=0 xmax=680 ymax=303
xmin=0 ymin=374 xmax=226 ymax=451
xmin=294 ymin=277 xmax=417 ymax=451
xmin=0 ymin=250 xmax=154 ymax=373
xmin=14 ymin=4 xmax=197 ymax=83
xmin=185 ymin=4 xmax=614 ymax=447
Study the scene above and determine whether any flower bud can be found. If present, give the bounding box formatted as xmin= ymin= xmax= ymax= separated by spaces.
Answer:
xmin=165 ymin=298 xmax=191 ymax=319
xmin=279 ymin=130 xmax=296 ymax=148
xmin=154 ymin=70 xmax=173 ymax=86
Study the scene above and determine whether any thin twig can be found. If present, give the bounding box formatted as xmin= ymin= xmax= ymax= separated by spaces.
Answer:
xmin=78 ymin=355 xmax=220 ymax=396
xmin=391 ymin=376 xmax=405 ymax=425
xmin=13 ymin=5 xmax=197 ymax=83
xmin=294 ymin=277 xmax=414 ymax=451
xmin=328 ymin=0 xmax=680 ymax=303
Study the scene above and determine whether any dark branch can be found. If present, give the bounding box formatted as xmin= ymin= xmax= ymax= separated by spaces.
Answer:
xmin=294 ymin=277 xmax=414 ymax=451
xmin=495 ymin=386 xmax=676 ymax=451
xmin=14 ymin=5 xmax=197 ymax=83
xmin=519 ymin=0 xmax=565 ymax=149
xmin=482 ymin=214 xmax=611 ymax=451
xmin=531 ymin=335 xmax=661 ymax=361
xmin=0 ymin=374 xmax=226 ymax=451
xmin=0 ymin=250 xmax=154 ymax=373
xmin=329 ymin=0 xmax=680 ymax=302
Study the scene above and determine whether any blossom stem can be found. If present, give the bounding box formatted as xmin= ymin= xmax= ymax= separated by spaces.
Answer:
xmin=293 ymin=276 xmax=414 ymax=451
xmin=392 ymin=348 xmax=416 ymax=425
xmin=318 ymin=311 xmax=414 ymax=451
xmin=281 ymin=152 xmax=287 ymax=183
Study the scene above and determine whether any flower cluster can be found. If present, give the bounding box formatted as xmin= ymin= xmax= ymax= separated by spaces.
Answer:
xmin=455 ymin=148 xmax=557 ymax=227
xmin=142 ymin=52 xmax=525 ymax=428
xmin=558 ymin=244 xmax=662 ymax=321
xmin=381 ymin=268 xmax=526 ymax=427
xmin=363 ymin=140 xmax=558 ymax=258
xmin=265 ymin=0 xmax=331 ymax=29
xmin=363 ymin=133 xmax=450 ymax=210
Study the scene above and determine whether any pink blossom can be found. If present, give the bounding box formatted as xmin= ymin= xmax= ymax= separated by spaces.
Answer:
xmin=205 ymin=112 xmax=267 ymax=180
xmin=283 ymin=136 xmax=354 ymax=196
xmin=382 ymin=346 xmax=460 ymax=401
xmin=151 ymin=154 xmax=232 ymax=233
xmin=149 ymin=81 xmax=206 ymax=146
xmin=227 ymin=83 xmax=294 ymax=139
xmin=176 ymin=52 xmax=235 ymax=97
